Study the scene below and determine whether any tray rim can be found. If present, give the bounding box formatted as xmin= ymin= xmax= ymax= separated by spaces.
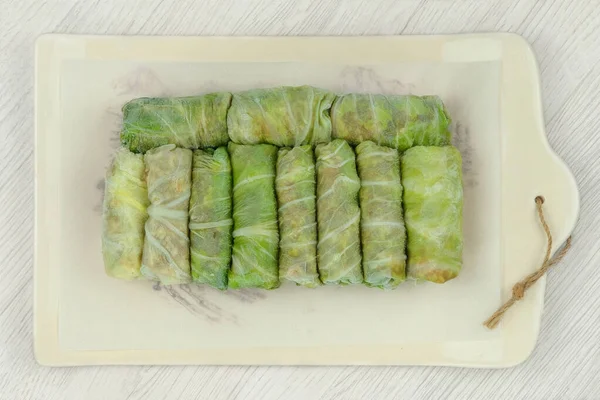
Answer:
xmin=33 ymin=33 xmax=580 ymax=367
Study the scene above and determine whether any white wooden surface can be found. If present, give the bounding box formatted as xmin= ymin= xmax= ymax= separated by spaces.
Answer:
xmin=1 ymin=0 xmax=599 ymax=399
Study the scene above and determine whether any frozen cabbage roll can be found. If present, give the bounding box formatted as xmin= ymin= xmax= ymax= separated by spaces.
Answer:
xmin=121 ymin=92 xmax=232 ymax=153
xmin=141 ymin=144 xmax=193 ymax=284
xmin=227 ymin=86 xmax=336 ymax=146
xmin=315 ymin=139 xmax=363 ymax=285
xmin=228 ymin=143 xmax=280 ymax=289
xmin=401 ymin=146 xmax=463 ymax=283
xmin=276 ymin=146 xmax=320 ymax=287
xmin=189 ymin=147 xmax=232 ymax=290
xmin=332 ymin=94 xmax=451 ymax=151
xmin=102 ymin=148 xmax=149 ymax=280
xmin=356 ymin=141 xmax=406 ymax=288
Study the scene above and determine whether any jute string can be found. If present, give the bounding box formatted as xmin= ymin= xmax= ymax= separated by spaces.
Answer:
xmin=483 ymin=196 xmax=573 ymax=329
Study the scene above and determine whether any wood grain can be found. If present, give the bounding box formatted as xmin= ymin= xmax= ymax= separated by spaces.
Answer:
xmin=1 ymin=0 xmax=599 ymax=399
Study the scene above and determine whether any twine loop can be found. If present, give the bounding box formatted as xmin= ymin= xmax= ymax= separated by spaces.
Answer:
xmin=483 ymin=196 xmax=572 ymax=329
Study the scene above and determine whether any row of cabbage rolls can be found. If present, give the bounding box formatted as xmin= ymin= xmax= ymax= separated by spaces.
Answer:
xmin=120 ymin=86 xmax=451 ymax=153
xmin=103 ymin=139 xmax=463 ymax=289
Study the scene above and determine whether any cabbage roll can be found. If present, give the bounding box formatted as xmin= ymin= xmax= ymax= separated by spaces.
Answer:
xmin=121 ymin=92 xmax=232 ymax=153
xmin=141 ymin=144 xmax=193 ymax=284
xmin=102 ymin=148 xmax=149 ymax=280
xmin=332 ymin=94 xmax=451 ymax=151
xmin=401 ymin=146 xmax=463 ymax=283
xmin=189 ymin=147 xmax=232 ymax=290
xmin=228 ymin=143 xmax=279 ymax=289
xmin=315 ymin=139 xmax=363 ymax=285
xmin=227 ymin=86 xmax=336 ymax=146
xmin=276 ymin=146 xmax=320 ymax=287
xmin=356 ymin=141 xmax=406 ymax=288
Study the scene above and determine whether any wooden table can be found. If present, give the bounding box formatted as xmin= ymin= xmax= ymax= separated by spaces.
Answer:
xmin=1 ymin=0 xmax=598 ymax=399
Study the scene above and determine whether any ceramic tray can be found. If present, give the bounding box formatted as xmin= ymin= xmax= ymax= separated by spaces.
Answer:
xmin=34 ymin=34 xmax=579 ymax=367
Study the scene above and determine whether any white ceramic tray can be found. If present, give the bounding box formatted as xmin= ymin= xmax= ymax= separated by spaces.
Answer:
xmin=34 ymin=34 xmax=579 ymax=367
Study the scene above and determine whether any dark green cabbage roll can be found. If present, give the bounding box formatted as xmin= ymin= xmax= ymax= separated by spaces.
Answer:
xmin=332 ymin=94 xmax=451 ymax=151
xmin=228 ymin=143 xmax=279 ymax=289
xmin=276 ymin=146 xmax=320 ymax=287
xmin=227 ymin=86 xmax=336 ymax=146
xmin=121 ymin=92 xmax=232 ymax=153
xmin=102 ymin=148 xmax=149 ymax=280
xmin=356 ymin=141 xmax=406 ymax=288
xmin=315 ymin=139 xmax=363 ymax=285
xmin=401 ymin=146 xmax=463 ymax=283
xmin=141 ymin=144 xmax=193 ymax=284
xmin=189 ymin=147 xmax=232 ymax=290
